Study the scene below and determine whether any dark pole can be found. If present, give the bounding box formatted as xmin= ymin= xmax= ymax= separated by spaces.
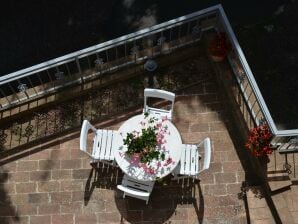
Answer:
xmin=148 ymin=71 xmax=154 ymax=88
xmin=144 ymin=59 xmax=157 ymax=88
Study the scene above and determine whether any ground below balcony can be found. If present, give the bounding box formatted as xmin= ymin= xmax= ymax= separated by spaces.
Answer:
xmin=0 ymin=52 xmax=280 ymax=223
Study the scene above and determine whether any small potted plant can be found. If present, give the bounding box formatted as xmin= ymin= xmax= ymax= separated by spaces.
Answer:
xmin=123 ymin=113 xmax=167 ymax=164
xmin=245 ymin=124 xmax=273 ymax=157
xmin=208 ymin=32 xmax=231 ymax=62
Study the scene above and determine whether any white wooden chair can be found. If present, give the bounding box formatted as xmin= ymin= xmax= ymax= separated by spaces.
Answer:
xmin=117 ymin=174 xmax=155 ymax=204
xmin=144 ymin=88 xmax=175 ymax=121
xmin=172 ymin=138 xmax=211 ymax=182
xmin=80 ymin=120 xmax=118 ymax=166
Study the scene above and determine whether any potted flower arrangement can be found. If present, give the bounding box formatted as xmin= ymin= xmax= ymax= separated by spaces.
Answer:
xmin=123 ymin=113 xmax=167 ymax=164
xmin=208 ymin=32 xmax=231 ymax=62
xmin=245 ymin=124 xmax=273 ymax=157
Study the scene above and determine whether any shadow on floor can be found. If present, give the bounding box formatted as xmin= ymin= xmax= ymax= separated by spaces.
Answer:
xmin=83 ymin=164 xmax=205 ymax=223
xmin=0 ymin=168 xmax=19 ymax=224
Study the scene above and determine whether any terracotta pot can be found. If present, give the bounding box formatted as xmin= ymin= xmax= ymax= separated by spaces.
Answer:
xmin=210 ymin=54 xmax=225 ymax=62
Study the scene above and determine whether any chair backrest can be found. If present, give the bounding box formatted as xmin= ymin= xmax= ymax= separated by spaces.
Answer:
xmin=80 ymin=119 xmax=118 ymax=162
xmin=177 ymin=144 xmax=197 ymax=176
xmin=117 ymin=174 xmax=155 ymax=204
xmin=198 ymin=137 xmax=211 ymax=172
xmin=94 ymin=129 xmax=118 ymax=160
xmin=80 ymin=120 xmax=96 ymax=154
xmin=144 ymin=88 xmax=175 ymax=120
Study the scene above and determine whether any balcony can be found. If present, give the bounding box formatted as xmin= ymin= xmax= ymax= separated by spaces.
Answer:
xmin=0 ymin=4 xmax=298 ymax=224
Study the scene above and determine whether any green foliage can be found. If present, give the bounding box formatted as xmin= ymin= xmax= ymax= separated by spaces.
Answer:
xmin=124 ymin=126 xmax=157 ymax=155
xmin=123 ymin=115 xmax=165 ymax=164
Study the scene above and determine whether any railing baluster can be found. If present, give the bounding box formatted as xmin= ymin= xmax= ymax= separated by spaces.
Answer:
xmin=75 ymin=57 xmax=83 ymax=83
xmin=106 ymin=50 xmax=110 ymax=71
xmin=8 ymin=83 xmax=20 ymax=102
xmin=186 ymin=22 xmax=191 ymax=35
xmin=26 ymin=77 xmax=38 ymax=96
xmin=293 ymin=153 xmax=296 ymax=178
xmin=87 ymin=56 xmax=91 ymax=69
xmin=0 ymin=88 xmax=10 ymax=105
xmin=66 ymin=63 xmax=71 ymax=76
xmin=124 ymin=42 xmax=127 ymax=60
xmin=115 ymin=47 xmax=118 ymax=60
xmin=45 ymin=69 xmax=55 ymax=89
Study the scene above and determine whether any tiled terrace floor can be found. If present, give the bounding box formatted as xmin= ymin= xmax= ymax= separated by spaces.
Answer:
xmin=0 ymin=74 xmax=253 ymax=223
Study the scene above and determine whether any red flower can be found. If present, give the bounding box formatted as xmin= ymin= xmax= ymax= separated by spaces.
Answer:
xmin=208 ymin=32 xmax=231 ymax=57
xmin=245 ymin=124 xmax=272 ymax=157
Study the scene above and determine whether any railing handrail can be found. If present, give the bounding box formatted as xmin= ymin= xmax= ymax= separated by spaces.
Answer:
xmin=0 ymin=5 xmax=220 ymax=85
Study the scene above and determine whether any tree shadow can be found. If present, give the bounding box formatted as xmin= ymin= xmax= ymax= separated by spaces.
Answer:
xmin=83 ymin=164 xmax=206 ymax=223
xmin=213 ymin=61 xmax=284 ymax=223
xmin=0 ymin=168 xmax=19 ymax=223
xmin=115 ymin=176 xmax=205 ymax=223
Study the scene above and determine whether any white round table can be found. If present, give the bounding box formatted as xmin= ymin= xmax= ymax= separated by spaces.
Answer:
xmin=114 ymin=114 xmax=182 ymax=181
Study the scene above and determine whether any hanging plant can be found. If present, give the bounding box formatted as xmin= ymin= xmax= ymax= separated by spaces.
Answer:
xmin=208 ymin=32 xmax=231 ymax=62
xmin=245 ymin=124 xmax=273 ymax=157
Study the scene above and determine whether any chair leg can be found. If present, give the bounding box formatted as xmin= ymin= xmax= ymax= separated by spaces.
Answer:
xmin=112 ymin=160 xmax=118 ymax=167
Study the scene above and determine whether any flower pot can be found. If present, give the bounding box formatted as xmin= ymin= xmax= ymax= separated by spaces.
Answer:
xmin=210 ymin=54 xmax=225 ymax=62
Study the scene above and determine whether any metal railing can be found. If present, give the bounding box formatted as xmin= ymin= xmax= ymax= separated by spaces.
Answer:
xmin=0 ymin=5 xmax=219 ymax=113
xmin=0 ymin=4 xmax=297 ymax=150
xmin=214 ymin=5 xmax=298 ymax=150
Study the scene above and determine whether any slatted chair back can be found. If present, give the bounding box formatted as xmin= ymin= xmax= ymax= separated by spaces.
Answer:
xmin=180 ymin=144 xmax=199 ymax=176
xmin=80 ymin=120 xmax=118 ymax=164
xmin=117 ymin=174 xmax=155 ymax=204
xmin=144 ymin=88 xmax=175 ymax=120
xmin=173 ymin=137 xmax=211 ymax=181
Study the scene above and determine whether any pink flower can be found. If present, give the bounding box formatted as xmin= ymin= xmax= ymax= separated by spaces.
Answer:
xmin=130 ymin=154 xmax=140 ymax=165
xmin=147 ymin=167 xmax=155 ymax=175
xmin=132 ymin=130 xmax=140 ymax=138
xmin=156 ymin=122 xmax=162 ymax=128
xmin=164 ymin=157 xmax=173 ymax=166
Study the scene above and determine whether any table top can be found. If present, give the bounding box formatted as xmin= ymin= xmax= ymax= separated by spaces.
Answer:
xmin=114 ymin=114 xmax=182 ymax=181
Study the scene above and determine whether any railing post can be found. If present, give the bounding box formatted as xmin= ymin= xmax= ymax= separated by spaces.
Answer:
xmin=75 ymin=57 xmax=84 ymax=83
